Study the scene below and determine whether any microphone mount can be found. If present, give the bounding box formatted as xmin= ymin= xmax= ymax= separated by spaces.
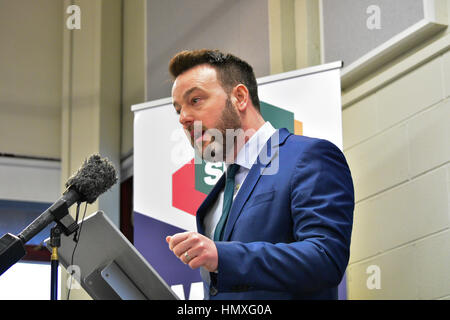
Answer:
xmin=0 ymin=193 xmax=80 ymax=276
xmin=0 ymin=153 xmax=117 ymax=277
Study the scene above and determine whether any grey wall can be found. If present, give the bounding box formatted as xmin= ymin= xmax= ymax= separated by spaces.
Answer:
xmin=322 ymin=0 xmax=424 ymax=66
xmin=0 ymin=0 xmax=63 ymax=159
xmin=146 ymin=0 xmax=270 ymax=101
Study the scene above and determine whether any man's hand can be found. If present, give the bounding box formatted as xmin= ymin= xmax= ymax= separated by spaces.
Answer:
xmin=166 ymin=232 xmax=218 ymax=272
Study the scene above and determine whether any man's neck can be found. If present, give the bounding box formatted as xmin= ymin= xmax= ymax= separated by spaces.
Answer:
xmin=235 ymin=110 xmax=265 ymax=157
xmin=228 ymin=124 xmax=266 ymax=163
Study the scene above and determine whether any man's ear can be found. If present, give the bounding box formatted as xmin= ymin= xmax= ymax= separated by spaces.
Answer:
xmin=231 ymin=84 xmax=249 ymax=112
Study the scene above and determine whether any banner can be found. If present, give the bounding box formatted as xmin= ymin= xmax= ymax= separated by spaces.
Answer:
xmin=132 ymin=62 xmax=344 ymax=300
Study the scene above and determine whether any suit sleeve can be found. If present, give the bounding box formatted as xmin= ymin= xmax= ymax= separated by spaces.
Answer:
xmin=214 ymin=139 xmax=355 ymax=294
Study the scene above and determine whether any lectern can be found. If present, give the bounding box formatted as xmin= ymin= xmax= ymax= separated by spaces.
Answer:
xmin=45 ymin=211 xmax=178 ymax=300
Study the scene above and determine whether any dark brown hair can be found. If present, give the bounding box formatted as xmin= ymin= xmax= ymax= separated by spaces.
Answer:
xmin=169 ymin=49 xmax=260 ymax=111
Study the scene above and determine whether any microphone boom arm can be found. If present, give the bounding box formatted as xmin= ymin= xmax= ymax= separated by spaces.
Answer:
xmin=18 ymin=189 xmax=79 ymax=243
xmin=0 ymin=189 xmax=80 ymax=276
xmin=0 ymin=153 xmax=117 ymax=277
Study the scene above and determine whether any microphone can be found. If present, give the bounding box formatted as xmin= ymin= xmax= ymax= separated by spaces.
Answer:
xmin=0 ymin=154 xmax=118 ymax=276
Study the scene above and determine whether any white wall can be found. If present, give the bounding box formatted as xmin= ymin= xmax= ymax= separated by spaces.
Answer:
xmin=0 ymin=261 xmax=60 ymax=300
xmin=0 ymin=157 xmax=60 ymax=203
xmin=342 ymin=35 xmax=450 ymax=300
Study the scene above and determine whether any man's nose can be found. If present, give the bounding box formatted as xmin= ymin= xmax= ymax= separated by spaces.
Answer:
xmin=179 ymin=108 xmax=193 ymax=127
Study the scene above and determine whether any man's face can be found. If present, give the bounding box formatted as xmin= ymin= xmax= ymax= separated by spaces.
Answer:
xmin=172 ymin=64 xmax=241 ymax=162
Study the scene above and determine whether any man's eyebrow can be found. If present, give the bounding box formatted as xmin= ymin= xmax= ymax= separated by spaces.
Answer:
xmin=173 ymin=86 xmax=204 ymax=109
xmin=183 ymin=86 xmax=202 ymax=100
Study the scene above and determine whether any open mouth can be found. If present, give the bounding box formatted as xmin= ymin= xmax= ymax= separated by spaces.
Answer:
xmin=187 ymin=128 xmax=205 ymax=146
xmin=190 ymin=128 xmax=203 ymax=140
xmin=192 ymin=129 xmax=217 ymax=149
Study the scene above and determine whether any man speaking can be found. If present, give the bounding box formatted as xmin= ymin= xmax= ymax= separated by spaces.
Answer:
xmin=166 ymin=49 xmax=354 ymax=299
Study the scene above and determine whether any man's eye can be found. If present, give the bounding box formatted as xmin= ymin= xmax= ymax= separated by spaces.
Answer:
xmin=192 ymin=97 xmax=200 ymax=104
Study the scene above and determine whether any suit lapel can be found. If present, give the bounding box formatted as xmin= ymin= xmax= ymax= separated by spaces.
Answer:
xmin=222 ymin=128 xmax=291 ymax=241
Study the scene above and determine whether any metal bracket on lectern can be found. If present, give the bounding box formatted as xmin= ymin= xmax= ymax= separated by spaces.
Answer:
xmin=84 ymin=260 xmax=146 ymax=300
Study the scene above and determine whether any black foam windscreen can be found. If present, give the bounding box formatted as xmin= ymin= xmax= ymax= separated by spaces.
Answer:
xmin=65 ymin=154 xmax=118 ymax=204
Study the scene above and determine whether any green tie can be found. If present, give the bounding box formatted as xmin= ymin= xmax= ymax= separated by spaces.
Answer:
xmin=214 ymin=164 xmax=239 ymax=241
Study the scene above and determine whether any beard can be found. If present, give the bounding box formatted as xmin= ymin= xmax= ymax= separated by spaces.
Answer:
xmin=192 ymin=97 xmax=242 ymax=163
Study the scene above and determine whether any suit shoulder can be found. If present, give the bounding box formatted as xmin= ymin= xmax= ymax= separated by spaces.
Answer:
xmin=284 ymin=134 xmax=342 ymax=155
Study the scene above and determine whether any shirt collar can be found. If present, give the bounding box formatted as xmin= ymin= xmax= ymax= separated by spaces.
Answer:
xmin=230 ymin=121 xmax=276 ymax=170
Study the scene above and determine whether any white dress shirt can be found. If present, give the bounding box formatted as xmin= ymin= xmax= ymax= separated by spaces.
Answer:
xmin=203 ymin=121 xmax=276 ymax=239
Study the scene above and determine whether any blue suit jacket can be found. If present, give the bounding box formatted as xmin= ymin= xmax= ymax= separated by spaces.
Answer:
xmin=196 ymin=128 xmax=354 ymax=299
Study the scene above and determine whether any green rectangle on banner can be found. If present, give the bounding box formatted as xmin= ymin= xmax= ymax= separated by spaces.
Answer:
xmin=260 ymin=101 xmax=294 ymax=133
